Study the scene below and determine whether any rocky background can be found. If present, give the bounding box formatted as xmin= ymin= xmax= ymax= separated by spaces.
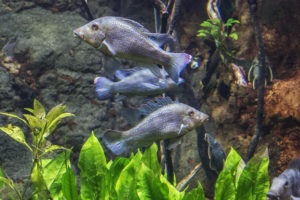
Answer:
xmin=0 ymin=0 xmax=299 ymax=196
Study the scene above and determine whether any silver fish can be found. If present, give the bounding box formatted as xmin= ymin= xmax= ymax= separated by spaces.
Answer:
xmin=74 ymin=16 xmax=192 ymax=83
xmin=94 ymin=67 xmax=183 ymax=100
xmin=102 ymin=97 xmax=209 ymax=155
xmin=267 ymin=158 xmax=300 ymax=200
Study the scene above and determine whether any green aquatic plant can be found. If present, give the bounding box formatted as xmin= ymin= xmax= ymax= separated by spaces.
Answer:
xmin=214 ymin=148 xmax=270 ymax=200
xmin=0 ymin=100 xmax=74 ymax=199
xmin=197 ymin=18 xmax=240 ymax=62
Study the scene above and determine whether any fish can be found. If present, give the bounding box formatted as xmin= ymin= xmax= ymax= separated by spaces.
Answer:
xmin=229 ymin=63 xmax=248 ymax=87
xmin=94 ymin=67 xmax=183 ymax=100
xmin=267 ymin=158 xmax=300 ymax=200
xmin=102 ymin=97 xmax=209 ymax=155
xmin=73 ymin=16 xmax=192 ymax=83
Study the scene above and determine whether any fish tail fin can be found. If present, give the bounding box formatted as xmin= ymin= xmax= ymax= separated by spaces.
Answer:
xmin=94 ymin=77 xmax=113 ymax=100
xmin=167 ymin=53 xmax=192 ymax=83
xmin=102 ymin=130 xmax=128 ymax=155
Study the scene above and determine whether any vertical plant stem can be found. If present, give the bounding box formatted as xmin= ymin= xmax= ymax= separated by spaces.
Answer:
xmin=246 ymin=0 xmax=266 ymax=161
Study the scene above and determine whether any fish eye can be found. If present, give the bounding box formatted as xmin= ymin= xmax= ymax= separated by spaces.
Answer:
xmin=188 ymin=110 xmax=194 ymax=116
xmin=284 ymin=180 xmax=289 ymax=187
xmin=91 ymin=23 xmax=99 ymax=31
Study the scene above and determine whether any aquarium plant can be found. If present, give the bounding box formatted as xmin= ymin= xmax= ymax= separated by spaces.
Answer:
xmin=197 ymin=18 xmax=240 ymax=63
xmin=0 ymin=100 xmax=74 ymax=199
xmin=0 ymin=101 xmax=270 ymax=200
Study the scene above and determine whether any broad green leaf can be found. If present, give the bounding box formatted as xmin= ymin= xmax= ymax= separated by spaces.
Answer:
xmin=108 ymin=157 xmax=130 ymax=187
xmin=224 ymin=147 xmax=245 ymax=187
xmin=31 ymin=163 xmax=50 ymax=199
xmin=236 ymin=156 xmax=269 ymax=200
xmin=160 ymin=174 xmax=182 ymax=200
xmin=183 ymin=182 xmax=205 ymax=200
xmin=136 ymin=163 xmax=169 ymax=200
xmin=0 ymin=167 xmax=5 ymax=189
xmin=45 ymin=113 xmax=74 ymax=138
xmin=225 ymin=18 xmax=240 ymax=27
xmin=0 ymin=112 xmax=28 ymax=126
xmin=33 ymin=99 xmax=46 ymax=119
xmin=200 ymin=20 xmax=212 ymax=28
xmin=23 ymin=114 xmax=42 ymax=130
xmin=42 ymin=151 xmax=71 ymax=200
xmin=215 ymin=170 xmax=236 ymax=200
xmin=197 ymin=33 xmax=207 ymax=37
xmin=141 ymin=143 xmax=161 ymax=177
xmin=79 ymin=132 xmax=109 ymax=200
xmin=62 ymin=166 xmax=79 ymax=200
xmin=197 ymin=29 xmax=210 ymax=34
xmin=46 ymin=104 xmax=66 ymax=124
xmin=115 ymin=151 xmax=142 ymax=200
xmin=229 ymin=33 xmax=239 ymax=40
xmin=0 ymin=125 xmax=32 ymax=151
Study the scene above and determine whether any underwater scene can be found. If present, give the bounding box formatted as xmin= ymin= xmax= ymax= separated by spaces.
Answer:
xmin=0 ymin=0 xmax=299 ymax=199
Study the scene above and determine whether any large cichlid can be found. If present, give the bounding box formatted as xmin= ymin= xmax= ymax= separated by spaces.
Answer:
xmin=267 ymin=158 xmax=300 ymax=200
xmin=94 ymin=67 xmax=182 ymax=100
xmin=102 ymin=97 xmax=209 ymax=156
xmin=74 ymin=16 xmax=192 ymax=83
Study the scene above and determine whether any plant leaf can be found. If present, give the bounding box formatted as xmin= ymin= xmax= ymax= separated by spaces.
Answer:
xmin=224 ymin=147 xmax=245 ymax=187
xmin=215 ymin=170 xmax=236 ymax=200
xmin=197 ymin=33 xmax=207 ymax=37
xmin=46 ymin=104 xmax=66 ymax=124
xmin=0 ymin=168 xmax=7 ymax=189
xmin=200 ymin=20 xmax=212 ymax=28
xmin=78 ymin=131 xmax=109 ymax=200
xmin=115 ymin=151 xmax=142 ymax=200
xmin=160 ymin=174 xmax=182 ymax=200
xmin=136 ymin=163 xmax=169 ymax=200
xmin=33 ymin=99 xmax=46 ymax=120
xmin=0 ymin=112 xmax=28 ymax=126
xmin=42 ymin=145 xmax=67 ymax=156
xmin=45 ymin=113 xmax=74 ymax=138
xmin=183 ymin=182 xmax=205 ymax=200
xmin=42 ymin=151 xmax=71 ymax=200
xmin=31 ymin=162 xmax=50 ymax=199
xmin=0 ymin=125 xmax=32 ymax=151
xmin=23 ymin=114 xmax=42 ymax=130
xmin=62 ymin=166 xmax=79 ymax=200
xmin=108 ymin=157 xmax=130 ymax=187
xmin=229 ymin=33 xmax=238 ymax=40
xmin=141 ymin=143 xmax=161 ymax=177
xmin=236 ymin=156 xmax=269 ymax=200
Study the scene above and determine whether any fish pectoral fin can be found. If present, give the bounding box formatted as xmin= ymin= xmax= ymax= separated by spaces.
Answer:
xmin=100 ymin=40 xmax=117 ymax=56
xmin=166 ymin=137 xmax=182 ymax=150
xmin=178 ymin=124 xmax=186 ymax=136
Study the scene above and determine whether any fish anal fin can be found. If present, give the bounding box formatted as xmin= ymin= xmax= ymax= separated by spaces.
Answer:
xmin=115 ymin=67 xmax=145 ymax=80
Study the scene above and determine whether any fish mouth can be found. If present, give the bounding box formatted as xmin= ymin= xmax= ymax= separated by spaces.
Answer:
xmin=266 ymin=192 xmax=279 ymax=200
xmin=73 ymin=30 xmax=82 ymax=39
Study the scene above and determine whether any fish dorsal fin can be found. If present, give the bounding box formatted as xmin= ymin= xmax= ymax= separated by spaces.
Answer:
xmin=115 ymin=17 xmax=150 ymax=33
xmin=115 ymin=67 xmax=146 ymax=80
xmin=140 ymin=96 xmax=174 ymax=116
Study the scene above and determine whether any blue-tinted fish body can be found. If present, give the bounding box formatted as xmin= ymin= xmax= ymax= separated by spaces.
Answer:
xmin=74 ymin=16 xmax=192 ymax=82
xmin=267 ymin=158 xmax=300 ymax=200
xmin=102 ymin=98 xmax=209 ymax=155
xmin=94 ymin=67 xmax=180 ymax=100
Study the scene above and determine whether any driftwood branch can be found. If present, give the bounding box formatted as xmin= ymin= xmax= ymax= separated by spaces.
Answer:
xmin=176 ymin=163 xmax=202 ymax=191
xmin=246 ymin=0 xmax=266 ymax=161
xmin=80 ymin=0 xmax=94 ymax=20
